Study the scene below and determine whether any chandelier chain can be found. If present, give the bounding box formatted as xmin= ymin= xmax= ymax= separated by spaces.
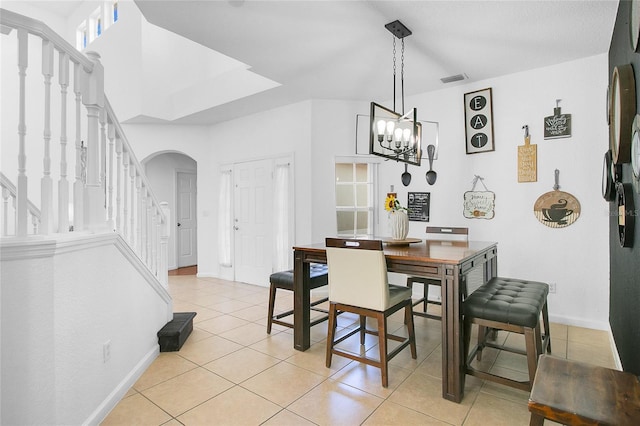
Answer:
xmin=392 ymin=37 xmax=397 ymax=112
xmin=401 ymin=38 xmax=405 ymax=114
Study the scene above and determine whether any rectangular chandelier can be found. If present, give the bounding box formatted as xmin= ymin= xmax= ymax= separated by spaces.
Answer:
xmin=369 ymin=102 xmax=422 ymax=166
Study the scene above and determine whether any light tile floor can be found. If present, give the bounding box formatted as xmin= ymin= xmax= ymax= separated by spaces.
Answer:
xmin=103 ymin=274 xmax=616 ymax=426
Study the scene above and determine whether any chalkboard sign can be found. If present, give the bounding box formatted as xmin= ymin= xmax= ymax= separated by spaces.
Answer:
xmin=407 ymin=192 xmax=430 ymax=222
xmin=544 ymin=104 xmax=572 ymax=139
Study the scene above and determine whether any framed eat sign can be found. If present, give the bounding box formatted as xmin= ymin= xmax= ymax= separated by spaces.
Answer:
xmin=464 ymin=87 xmax=495 ymax=154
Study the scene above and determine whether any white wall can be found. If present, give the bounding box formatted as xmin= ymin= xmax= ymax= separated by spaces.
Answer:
xmin=1 ymin=234 xmax=171 ymax=425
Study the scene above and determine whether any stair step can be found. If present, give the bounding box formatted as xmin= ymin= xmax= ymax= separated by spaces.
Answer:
xmin=157 ymin=312 xmax=197 ymax=352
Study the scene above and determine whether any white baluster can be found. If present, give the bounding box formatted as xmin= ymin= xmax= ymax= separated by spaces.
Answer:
xmin=31 ymin=212 xmax=39 ymax=234
xmin=160 ymin=202 xmax=171 ymax=286
xmin=107 ymin=121 xmax=115 ymax=229
xmin=99 ymin=107 xmax=107 ymax=211
xmin=130 ymin=161 xmax=136 ymax=247
xmin=73 ymin=61 xmax=84 ymax=231
xmin=115 ymin=136 xmax=123 ymax=233
xmin=151 ymin=206 xmax=158 ymax=274
xmin=136 ymin=175 xmax=143 ymax=256
xmin=58 ymin=51 xmax=70 ymax=233
xmin=81 ymin=51 xmax=105 ymax=231
xmin=122 ymin=150 xmax=130 ymax=240
xmin=144 ymin=189 xmax=150 ymax=265
xmin=40 ymin=39 xmax=54 ymax=235
xmin=16 ymin=28 xmax=28 ymax=237
xmin=2 ymin=187 xmax=9 ymax=236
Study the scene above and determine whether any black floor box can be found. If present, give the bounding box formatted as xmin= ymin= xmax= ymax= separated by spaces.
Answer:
xmin=157 ymin=312 xmax=197 ymax=352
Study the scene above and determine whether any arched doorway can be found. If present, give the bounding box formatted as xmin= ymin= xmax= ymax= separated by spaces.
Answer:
xmin=144 ymin=151 xmax=197 ymax=271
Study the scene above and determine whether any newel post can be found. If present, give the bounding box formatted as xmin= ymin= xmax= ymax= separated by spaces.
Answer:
xmin=81 ymin=51 xmax=106 ymax=231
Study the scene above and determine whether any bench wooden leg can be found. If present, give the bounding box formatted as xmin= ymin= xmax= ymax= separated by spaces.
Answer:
xmin=529 ymin=413 xmax=544 ymax=426
xmin=266 ymin=284 xmax=277 ymax=334
xmin=524 ymin=326 xmax=540 ymax=391
xmin=542 ymin=301 xmax=551 ymax=353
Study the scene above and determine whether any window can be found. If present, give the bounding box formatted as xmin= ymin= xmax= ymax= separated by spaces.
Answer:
xmin=89 ymin=8 xmax=101 ymax=41
xmin=76 ymin=21 xmax=88 ymax=50
xmin=335 ymin=162 xmax=377 ymax=238
xmin=112 ymin=1 xmax=119 ymax=24
xmin=75 ymin=2 xmax=120 ymax=51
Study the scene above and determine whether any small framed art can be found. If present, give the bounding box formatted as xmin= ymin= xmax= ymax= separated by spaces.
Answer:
xmin=464 ymin=87 xmax=495 ymax=154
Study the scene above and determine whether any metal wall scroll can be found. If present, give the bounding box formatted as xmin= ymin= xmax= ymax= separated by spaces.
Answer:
xmin=463 ymin=175 xmax=495 ymax=219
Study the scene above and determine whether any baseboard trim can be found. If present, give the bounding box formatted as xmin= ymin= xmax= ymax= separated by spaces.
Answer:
xmin=83 ymin=345 xmax=159 ymax=426
xmin=608 ymin=326 xmax=623 ymax=370
xmin=548 ymin=313 xmax=610 ymax=331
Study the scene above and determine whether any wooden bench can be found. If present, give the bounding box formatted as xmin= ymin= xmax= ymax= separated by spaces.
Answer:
xmin=528 ymin=355 xmax=640 ymax=425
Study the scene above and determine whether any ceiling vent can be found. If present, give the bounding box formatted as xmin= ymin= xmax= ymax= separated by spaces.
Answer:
xmin=440 ymin=73 xmax=468 ymax=84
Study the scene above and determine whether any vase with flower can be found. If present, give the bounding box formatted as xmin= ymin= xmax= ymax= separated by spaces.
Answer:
xmin=385 ymin=193 xmax=409 ymax=240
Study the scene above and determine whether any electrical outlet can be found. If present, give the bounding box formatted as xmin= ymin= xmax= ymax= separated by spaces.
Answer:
xmin=103 ymin=340 xmax=111 ymax=363
xmin=548 ymin=283 xmax=556 ymax=294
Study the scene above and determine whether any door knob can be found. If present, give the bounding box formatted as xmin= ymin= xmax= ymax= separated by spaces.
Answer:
xmin=234 ymin=226 xmax=239 ymax=230
xmin=177 ymin=223 xmax=181 ymax=227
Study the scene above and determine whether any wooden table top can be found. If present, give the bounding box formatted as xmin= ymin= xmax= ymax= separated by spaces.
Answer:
xmin=294 ymin=239 xmax=497 ymax=265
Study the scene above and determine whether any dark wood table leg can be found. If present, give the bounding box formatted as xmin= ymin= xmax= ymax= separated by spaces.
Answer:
xmin=529 ymin=413 xmax=545 ymax=426
xmin=293 ymin=250 xmax=311 ymax=351
xmin=441 ymin=264 xmax=464 ymax=402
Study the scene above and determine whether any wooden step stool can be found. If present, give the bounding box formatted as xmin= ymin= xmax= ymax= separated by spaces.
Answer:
xmin=528 ymin=355 xmax=640 ymax=425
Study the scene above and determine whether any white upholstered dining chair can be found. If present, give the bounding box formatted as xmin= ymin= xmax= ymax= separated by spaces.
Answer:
xmin=324 ymin=237 xmax=417 ymax=387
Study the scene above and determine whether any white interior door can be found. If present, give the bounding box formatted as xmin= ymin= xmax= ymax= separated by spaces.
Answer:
xmin=177 ymin=171 xmax=197 ymax=267
xmin=233 ymin=159 xmax=273 ymax=286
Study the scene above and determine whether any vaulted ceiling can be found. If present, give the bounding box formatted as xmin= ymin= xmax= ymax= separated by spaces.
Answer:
xmin=132 ymin=0 xmax=618 ymax=125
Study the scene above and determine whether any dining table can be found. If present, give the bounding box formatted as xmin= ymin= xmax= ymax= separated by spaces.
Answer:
xmin=292 ymin=238 xmax=498 ymax=403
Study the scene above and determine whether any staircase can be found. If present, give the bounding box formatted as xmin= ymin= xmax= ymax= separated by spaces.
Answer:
xmin=1 ymin=8 xmax=173 ymax=425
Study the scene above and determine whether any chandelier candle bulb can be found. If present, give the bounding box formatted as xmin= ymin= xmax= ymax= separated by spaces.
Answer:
xmin=386 ymin=121 xmax=395 ymax=140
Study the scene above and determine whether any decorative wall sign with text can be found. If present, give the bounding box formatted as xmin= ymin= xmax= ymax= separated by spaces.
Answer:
xmin=518 ymin=125 xmax=537 ymax=182
xmin=463 ymin=175 xmax=495 ymax=219
xmin=407 ymin=192 xmax=430 ymax=222
xmin=464 ymin=88 xmax=495 ymax=154
xmin=544 ymin=99 xmax=572 ymax=139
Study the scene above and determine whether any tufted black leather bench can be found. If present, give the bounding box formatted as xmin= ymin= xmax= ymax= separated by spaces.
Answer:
xmin=267 ymin=263 xmax=329 ymax=333
xmin=463 ymin=277 xmax=551 ymax=391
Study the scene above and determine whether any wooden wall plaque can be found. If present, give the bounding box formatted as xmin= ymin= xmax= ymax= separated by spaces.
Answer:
xmin=518 ymin=127 xmax=537 ymax=182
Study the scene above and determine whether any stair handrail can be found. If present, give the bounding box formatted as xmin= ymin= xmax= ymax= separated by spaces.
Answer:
xmin=0 ymin=8 xmax=94 ymax=72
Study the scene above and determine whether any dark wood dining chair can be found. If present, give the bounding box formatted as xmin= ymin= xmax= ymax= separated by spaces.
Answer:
xmin=407 ymin=226 xmax=469 ymax=320
xmin=324 ymin=237 xmax=417 ymax=387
